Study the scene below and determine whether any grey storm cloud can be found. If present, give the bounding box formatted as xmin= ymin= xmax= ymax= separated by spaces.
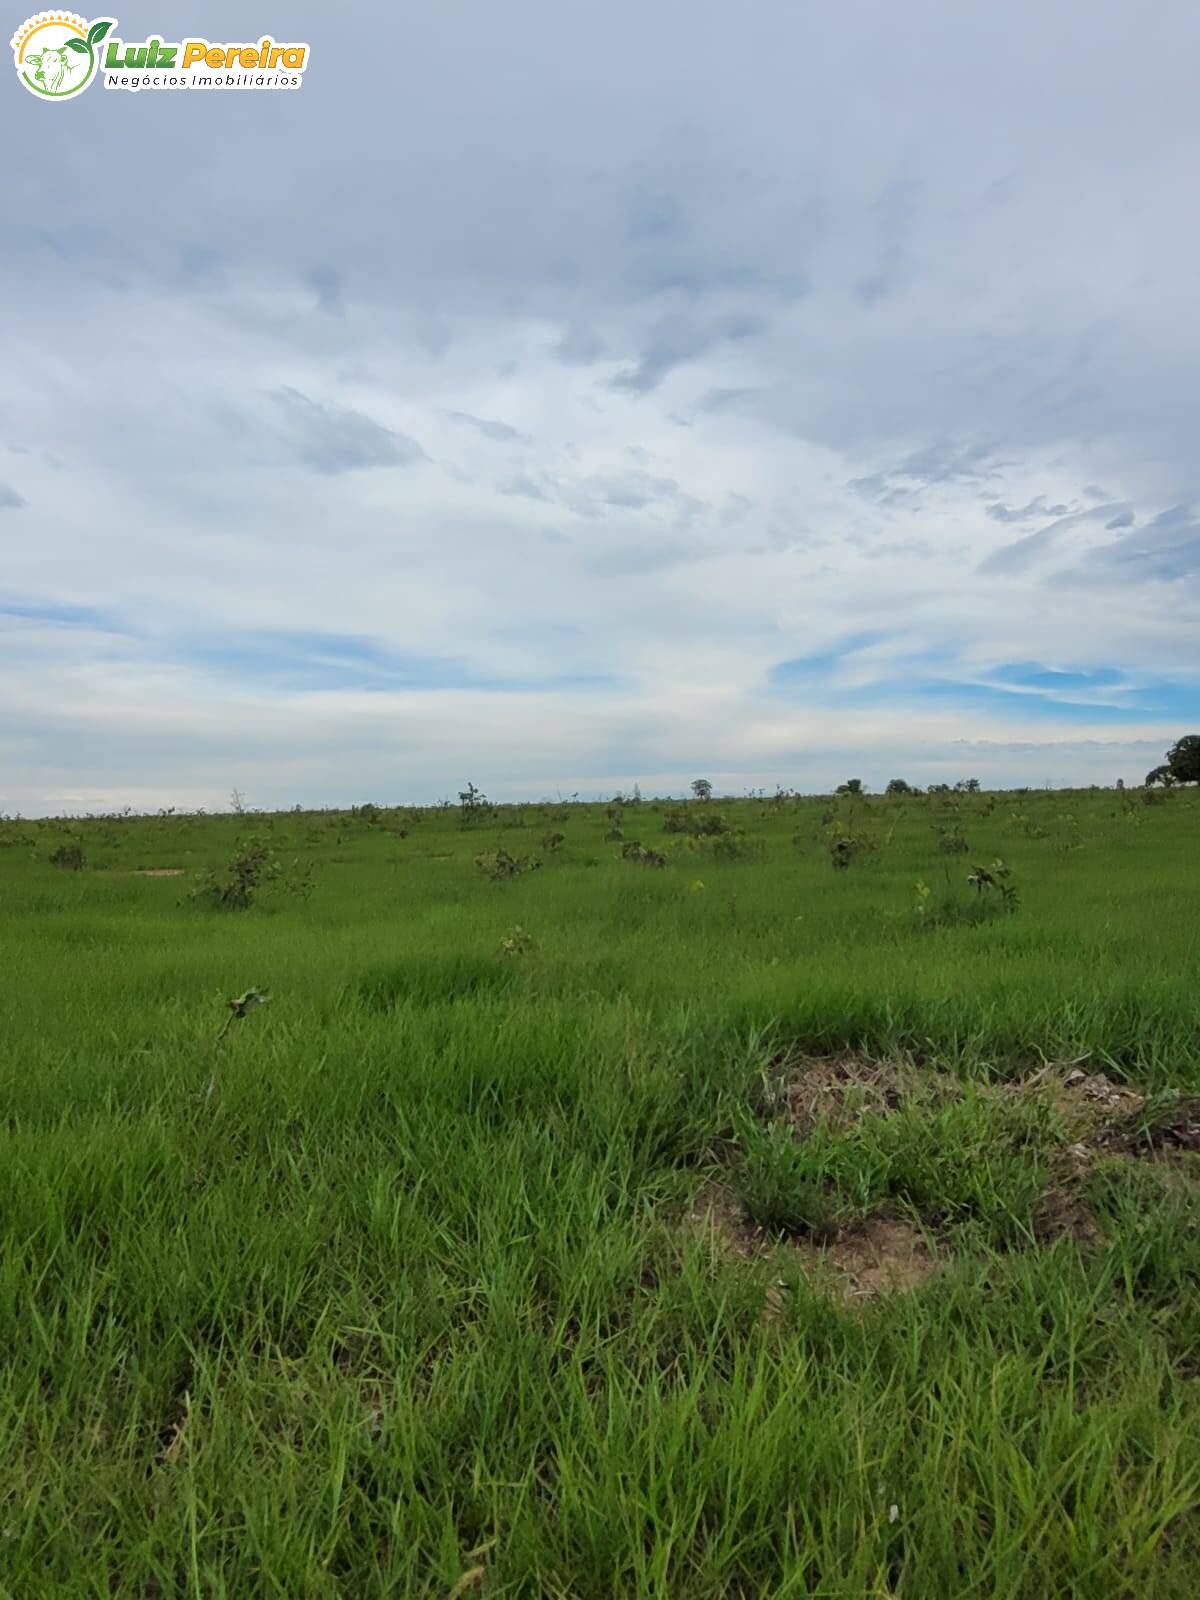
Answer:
xmin=497 ymin=472 xmax=553 ymax=502
xmin=855 ymin=178 xmax=921 ymax=305
xmin=694 ymin=387 xmax=759 ymax=415
xmin=851 ymin=441 xmax=1001 ymax=507
xmin=308 ymin=266 xmax=344 ymax=316
xmin=0 ymin=484 xmax=26 ymax=509
xmin=978 ymin=505 xmax=1130 ymax=576
xmin=268 ymin=388 xmax=426 ymax=476
xmin=610 ymin=312 xmax=766 ymax=393
xmin=498 ymin=467 xmax=704 ymax=521
xmin=446 ymin=412 xmax=525 ymax=443
xmin=986 ymin=497 xmax=1071 ymax=524
xmin=1085 ymin=502 xmax=1200 ymax=582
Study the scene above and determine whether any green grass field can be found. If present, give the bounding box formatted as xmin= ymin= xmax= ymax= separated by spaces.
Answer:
xmin=1 ymin=784 xmax=1198 ymax=1597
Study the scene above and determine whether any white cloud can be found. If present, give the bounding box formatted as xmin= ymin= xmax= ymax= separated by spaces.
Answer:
xmin=1 ymin=1 xmax=1198 ymax=813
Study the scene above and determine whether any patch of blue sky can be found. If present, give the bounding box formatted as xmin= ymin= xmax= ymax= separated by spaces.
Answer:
xmin=770 ymin=648 xmax=1199 ymax=723
xmin=0 ymin=596 xmax=132 ymax=632
xmin=175 ymin=630 xmax=625 ymax=695
xmin=768 ymin=631 xmax=892 ymax=684
xmin=912 ymin=678 xmax=1198 ymax=723
xmin=987 ymin=662 xmax=1125 ymax=692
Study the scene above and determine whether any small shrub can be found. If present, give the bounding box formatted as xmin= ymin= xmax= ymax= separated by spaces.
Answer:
xmin=500 ymin=925 xmax=535 ymax=957
xmin=1009 ymin=810 xmax=1047 ymax=839
xmin=679 ymin=831 xmax=757 ymax=863
xmin=913 ymin=881 xmax=1008 ymax=929
xmin=663 ymin=807 xmax=732 ymax=837
xmin=458 ymin=782 xmax=491 ymax=826
xmin=620 ymin=841 xmax=667 ymax=868
xmin=967 ymin=859 xmax=1018 ymax=910
xmin=828 ymin=833 xmax=870 ymax=869
xmin=474 ymin=847 xmax=541 ymax=880
xmin=189 ymin=835 xmax=279 ymax=910
xmin=216 ymin=987 xmax=270 ymax=1042
xmin=278 ymin=858 xmax=317 ymax=900
xmin=48 ymin=841 xmax=86 ymax=871
xmin=935 ymin=824 xmax=969 ymax=855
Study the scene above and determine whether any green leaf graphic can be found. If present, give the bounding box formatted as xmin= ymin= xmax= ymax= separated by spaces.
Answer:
xmin=65 ymin=37 xmax=89 ymax=53
xmin=87 ymin=20 xmax=113 ymax=46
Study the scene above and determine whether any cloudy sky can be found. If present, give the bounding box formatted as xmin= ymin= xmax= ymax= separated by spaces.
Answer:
xmin=3 ymin=1 xmax=1198 ymax=813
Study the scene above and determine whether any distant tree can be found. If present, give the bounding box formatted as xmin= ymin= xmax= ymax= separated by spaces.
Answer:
xmin=1145 ymin=764 xmax=1176 ymax=788
xmin=836 ymin=778 xmax=865 ymax=796
xmin=885 ymin=778 xmax=911 ymax=795
xmin=458 ymin=781 xmax=490 ymax=823
xmin=1166 ymin=735 xmax=1200 ymax=785
xmin=691 ymin=778 xmax=713 ymax=801
xmin=964 ymin=778 xmax=981 ymax=793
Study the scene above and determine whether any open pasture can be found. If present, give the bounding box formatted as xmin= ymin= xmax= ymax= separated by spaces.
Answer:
xmin=1 ymin=784 xmax=1198 ymax=1597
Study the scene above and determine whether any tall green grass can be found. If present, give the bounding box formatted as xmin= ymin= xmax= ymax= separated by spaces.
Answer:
xmin=0 ymin=787 xmax=1196 ymax=1594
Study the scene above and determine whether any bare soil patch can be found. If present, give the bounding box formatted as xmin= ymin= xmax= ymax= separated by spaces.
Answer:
xmin=687 ymin=1184 xmax=940 ymax=1307
xmin=1096 ymin=1096 xmax=1200 ymax=1158
xmin=1033 ymin=1188 xmax=1106 ymax=1247
xmin=102 ymin=868 xmax=187 ymax=877
xmin=763 ymin=1051 xmax=960 ymax=1134
xmin=687 ymin=1182 xmax=764 ymax=1259
xmin=1006 ymin=1065 xmax=1145 ymax=1132
xmin=1001 ymin=1067 xmax=1199 ymax=1239
xmin=688 ymin=1056 xmax=1194 ymax=1298
xmin=812 ymin=1215 xmax=938 ymax=1301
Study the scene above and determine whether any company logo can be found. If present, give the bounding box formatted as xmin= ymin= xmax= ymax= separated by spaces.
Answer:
xmin=11 ymin=12 xmax=112 ymax=99
xmin=11 ymin=13 xmax=310 ymax=96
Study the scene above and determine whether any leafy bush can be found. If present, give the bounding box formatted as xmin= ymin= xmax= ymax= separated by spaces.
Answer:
xmin=48 ymin=841 xmax=85 ymax=871
xmin=474 ymin=847 xmax=541 ymax=880
xmin=663 ymin=806 xmax=732 ymax=837
xmin=500 ymin=925 xmax=535 ymax=956
xmin=967 ymin=859 xmax=1018 ymax=910
xmin=828 ymin=833 xmax=871 ymax=869
xmin=620 ymin=841 xmax=667 ymax=868
xmin=188 ymin=836 xmax=279 ymax=910
xmin=913 ymin=879 xmax=1011 ymax=929
xmin=935 ymin=824 xmax=969 ymax=855
xmin=458 ymin=782 xmax=492 ymax=826
xmin=676 ymin=830 xmax=757 ymax=863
